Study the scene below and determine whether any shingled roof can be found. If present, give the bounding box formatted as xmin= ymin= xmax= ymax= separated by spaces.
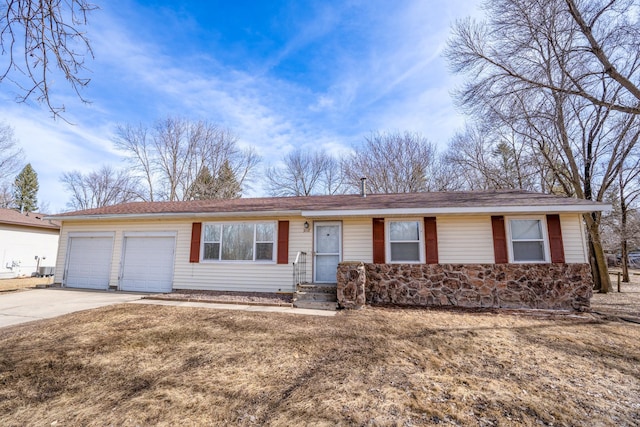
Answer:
xmin=0 ymin=208 xmax=60 ymax=230
xmin=49 ymin=190 xmax=608 ymax=220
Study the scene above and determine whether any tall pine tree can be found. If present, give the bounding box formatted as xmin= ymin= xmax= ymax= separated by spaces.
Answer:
xmin=215 ymin=160 xmax=241 ymax=199
xmin=187 ymin=166 xmax=217 ymax=200
xmin=14 ymin=163 xmax=38 ymax=213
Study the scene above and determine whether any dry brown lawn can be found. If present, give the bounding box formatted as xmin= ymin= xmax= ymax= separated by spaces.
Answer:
xmin=0 ymin=277 xmax=53 ymax=292
xmin=0 ymin=302 xmax=639 ymax=426
xmin=590 ymin=271 xmax=640 ymax=320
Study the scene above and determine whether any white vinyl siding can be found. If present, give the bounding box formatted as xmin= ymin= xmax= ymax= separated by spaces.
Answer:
xmin=55 ymin=217 xmax=310 ymax=293
xmin=437 ymin=216 xmax=495 ymax=264
xmin=560 ymin=214 xmax=588 ymax=263
xmin=0 ymin=225 xmax=59 ymax=277
xmin=342 ymin=218 xmax=372 ymax=262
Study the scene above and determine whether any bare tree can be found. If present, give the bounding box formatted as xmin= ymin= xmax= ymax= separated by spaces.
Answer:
xmin=114 ymin=123 xmax=155 ymax=201
xmin=605 ymin=147 xmax=640 ymax=282
xmin=113 ymin=117 xmax=259 ymax=201
xmin=448 ymin=0 xmax=640 ymax=116
xmin=265 ymin=149 xmax=345 ymax=196
xmin=428 ymin=155 xmax=468 ymax=191
xmin=61 ymin=165 xmax=141 ymax=210
xmin=0 ymin=124 xmax=24 ymax=182
xmin=0 ymin=181 xmax=13 ymax=208
xmin=344 ymin=131 xmax=437 ymax=194
xmin=1 ymin=1 xmax=97 ymax=117
xmin=446 ymin=0 xmax=640 ymax=292
xmin=445 ymin=123 xmax=558 ymax=192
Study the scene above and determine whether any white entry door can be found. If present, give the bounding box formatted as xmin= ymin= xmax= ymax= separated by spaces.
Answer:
xmin=314 ymin=221 xmax=341 ymax=283
xmin=120 ymin=236 xmax=175 ymax=293
xmin=65 ymin=236 xmax=113 ymax=290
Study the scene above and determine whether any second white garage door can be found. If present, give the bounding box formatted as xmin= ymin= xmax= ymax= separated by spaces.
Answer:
xmin=120 ymin=236 xmax=175 ymax=293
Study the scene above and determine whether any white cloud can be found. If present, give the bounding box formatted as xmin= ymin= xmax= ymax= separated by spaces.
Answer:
xmin=0 ymin=0 xmax=483 ymax=211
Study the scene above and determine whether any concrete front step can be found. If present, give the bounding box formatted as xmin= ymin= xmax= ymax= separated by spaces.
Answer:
xmin=296 ymin=283 xmax=337 ymax=294
xmin=294 ymin=291 xmax=337 ymax=302
xmin=293 ymin=283 xmax=338 ymax=310
xmin=293 ymin=300 xmax=338 ymax=311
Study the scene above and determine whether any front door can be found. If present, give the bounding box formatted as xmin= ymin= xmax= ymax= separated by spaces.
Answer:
xmin=314 ymin=221 xmax=341 ymax=283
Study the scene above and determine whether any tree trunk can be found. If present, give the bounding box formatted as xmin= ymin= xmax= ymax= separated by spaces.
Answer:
xmin=621 ymin=239 xmax=629 ymax=283
xmin=584 ymin=213 xmax=612 ymax=293
xmin=620 ymin=197 xmax=630 ymax=283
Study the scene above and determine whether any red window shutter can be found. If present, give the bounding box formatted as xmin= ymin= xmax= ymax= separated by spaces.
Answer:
xmin=277 ymin=221 xmax=289 ymax=264
xmin=491 ymin=216 xmax=508 ymax=264
xmin=372 ymin=218 xmax=385 ymax=263
xmin=546 ymin=214 xmax=565 ymax=263
xmin=189 ymin=222 xmax=202 ymax=263
xmin=424 ymin=217 xmax=439 ymax=264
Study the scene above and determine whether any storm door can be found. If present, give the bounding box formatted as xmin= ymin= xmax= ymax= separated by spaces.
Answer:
xmin=313 ymin=221 xmax=342 ymax=283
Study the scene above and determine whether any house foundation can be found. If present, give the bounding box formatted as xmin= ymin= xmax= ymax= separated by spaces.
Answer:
xmin=337 ymin=262 xmax=593 ymax=311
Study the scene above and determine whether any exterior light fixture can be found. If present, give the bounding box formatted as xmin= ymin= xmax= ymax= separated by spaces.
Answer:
xmin=304 ymin=221 xmax=310 ymax=231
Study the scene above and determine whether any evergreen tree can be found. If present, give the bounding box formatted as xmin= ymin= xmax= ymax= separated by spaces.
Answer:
xmin=13 ymin=163 xmax=39 ymax=212
xmin=187 ymin=166 xmax=217 ymax=200
xmin=214 ymin=160 xmax=242 ymax=199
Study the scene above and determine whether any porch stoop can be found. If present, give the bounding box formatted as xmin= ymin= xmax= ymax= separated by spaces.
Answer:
xmin=293 ymin=283 xmax=338 ymax=311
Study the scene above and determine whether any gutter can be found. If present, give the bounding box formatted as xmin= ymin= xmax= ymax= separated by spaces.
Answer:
xmin=45 ymin=202 xmax=610 ymax=222
xmin=45 ymin=210 xmax=303 ymax=222
xmin=301 ymin=204 xmax=610 ymax=218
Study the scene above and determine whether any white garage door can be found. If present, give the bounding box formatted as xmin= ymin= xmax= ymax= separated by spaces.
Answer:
xmin=65 ymin=236 xmax=113 ymax=290
xmin=120 ymin=236 xmax=175 ymax=293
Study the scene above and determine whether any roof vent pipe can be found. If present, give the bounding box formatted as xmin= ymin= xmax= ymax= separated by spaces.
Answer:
xmin=360 ymin=177 xmax=367 ymax=197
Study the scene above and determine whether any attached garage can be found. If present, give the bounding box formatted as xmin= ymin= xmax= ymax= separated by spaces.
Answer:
xmin=65 ymin=235 xmax=113 ymax=290
xmin=119 ymin=234 xmax=175 ymax=293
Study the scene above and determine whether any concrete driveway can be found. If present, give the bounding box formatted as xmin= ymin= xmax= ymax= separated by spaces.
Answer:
xmin=0 ymin=288 xmax=144 ymax=328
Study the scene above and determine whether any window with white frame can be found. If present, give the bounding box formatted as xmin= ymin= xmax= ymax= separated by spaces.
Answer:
xmin=509 ymin=218 xmax=546 ymax=262
xmin=388 ymin=220 xmax=422 ymax=263
xmin=202 ymin=222 xmax=275 ymax=262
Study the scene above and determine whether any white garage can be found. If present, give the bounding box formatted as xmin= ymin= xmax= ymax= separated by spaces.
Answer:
xmin=119 ymin=234 xmax=175 ymax=293
xmin=65 ymin=235 xmax=113 ymax=290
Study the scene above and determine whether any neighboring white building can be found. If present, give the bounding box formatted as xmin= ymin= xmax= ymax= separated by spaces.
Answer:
xmin=0 ymin=208 xmax=60 ymax=278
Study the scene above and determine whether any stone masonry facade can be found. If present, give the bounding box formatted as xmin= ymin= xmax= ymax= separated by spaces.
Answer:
xmin=337 ymin=262 xmax=593 ymax=311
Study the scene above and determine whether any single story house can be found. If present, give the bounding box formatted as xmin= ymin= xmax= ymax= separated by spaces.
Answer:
xmin=48 ymin=190 xmax=607 ymax=310
xmin=0 ymin=208 xmax=60 ymax=278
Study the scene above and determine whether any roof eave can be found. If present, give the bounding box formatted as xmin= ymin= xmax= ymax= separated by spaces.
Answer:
xmin=46 ymin=210 xmax=303 ymax=222
xmin=0 ymin=220 xmax=60 ymax=230
xmin=302 ymin=204 xmax=610 ymax=218
xmin=47 ymin=203 xmax=610 ymax=222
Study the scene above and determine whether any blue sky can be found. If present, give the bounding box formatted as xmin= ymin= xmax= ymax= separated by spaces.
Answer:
xmin=0 ymin=0 xmax=481 ymax=213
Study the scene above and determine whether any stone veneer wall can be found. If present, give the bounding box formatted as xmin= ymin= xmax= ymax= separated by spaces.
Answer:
xmin=337 ymin=262 xmax=593 ymax=311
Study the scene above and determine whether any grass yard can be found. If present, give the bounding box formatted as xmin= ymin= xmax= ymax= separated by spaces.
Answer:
xmin=0 ymin=277 xmax=53 ymax=292
xmin=0 ymin=304 xmax=639 ymax=426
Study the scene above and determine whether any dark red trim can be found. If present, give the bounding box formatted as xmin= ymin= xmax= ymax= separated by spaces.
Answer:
xmin=372 ymin=218 xmax=385 ymax=264
xmin=189 ymin=222 xmax=202 ymax=263
xmin=491 ymin=216 xmax=508 ymax=264
xmin=277 ymin=221 xmax=289 ymax=264
xmin=424 ymin=217 xmax=438 ymax=264
xmin=546 ymin=214 xmax=565 ymax=263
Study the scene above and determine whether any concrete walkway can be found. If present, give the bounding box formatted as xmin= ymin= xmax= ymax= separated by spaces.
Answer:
xmin=0 ymin=288 xmax=336 ymax=328
xmin=129 ymin=298 xmax=337 ymax=317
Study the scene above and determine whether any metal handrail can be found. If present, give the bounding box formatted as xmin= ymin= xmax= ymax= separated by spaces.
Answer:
xmin=292 ymin=251 xmax=308 ymax=290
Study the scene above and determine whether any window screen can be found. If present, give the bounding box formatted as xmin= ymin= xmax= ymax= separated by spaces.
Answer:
xmin=202 ymin=222 xmax=275 ymax=261
xmin=389 ymin=221 xmax=421 ymax=262
xmin=510 ymin=219 xmax=545 ymax=262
